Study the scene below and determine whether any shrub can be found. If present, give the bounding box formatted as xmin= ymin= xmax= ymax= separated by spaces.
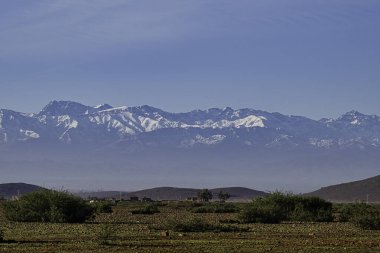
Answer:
xmin=336 ymin=203 xmax=370 ymax=222
xmin=3 ymin=190 xmax=94 ymax=223
xmin=336 ymin=203 xmax=380 ymax=230
xmin=289 ymin=197 xmax=334 ymax=222
xmin=239 ymin=192 xmax=334 ymax=223
xmin=0 ymin=228 xmax=4 ymax=243
xmin=239 ymin=200 xmax=283 ymax=224
xmin=91 ymin=201 xmax=113 ymax=214
xmin=351 ymin=210 xmax=380 ymax=230
xmin=131 ymin=204 xmax=160 ymax=215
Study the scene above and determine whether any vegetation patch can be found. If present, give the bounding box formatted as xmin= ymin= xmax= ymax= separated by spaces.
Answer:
xmin=352 ymin=210 xmax=380 ymax=230
xmin=240 ymin=192 xmax=334 ymax=224
xmin=91 ymin=201 xmax=114 ymax=214
xmin=131 ymin=204 xmax=160 ymax=215
xmin=2 ymin=190 xmax=94 ymax=223
xmin=0 ymin=200 xmax=380 ymax=252
xmin=336 ymin=203 xmax=380 ymax=230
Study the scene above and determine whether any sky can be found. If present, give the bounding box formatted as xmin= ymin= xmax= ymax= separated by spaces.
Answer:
xmin=0 ymin=0 xmax=379 ymax=119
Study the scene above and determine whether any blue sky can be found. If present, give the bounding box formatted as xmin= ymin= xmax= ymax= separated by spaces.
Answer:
xmin=0 ymin=0 xmax=379 ymax=119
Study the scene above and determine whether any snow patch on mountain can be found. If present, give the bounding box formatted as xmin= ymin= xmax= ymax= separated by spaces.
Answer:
xmin=94 ymin=104 xmax=113 ymax=111
xmin=309 ymin=138 xmax=334 ymax=148
xmin=19 ymin=129 xmax=40 ymax=140
xmin=180 ymin=134 xmax=227 ymax=147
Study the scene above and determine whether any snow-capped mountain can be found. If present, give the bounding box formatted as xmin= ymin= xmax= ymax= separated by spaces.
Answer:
xmin=1 ymin=100 xmax=380 ymax=149
xmin=1 ymin=101 xmax=380 ymax=192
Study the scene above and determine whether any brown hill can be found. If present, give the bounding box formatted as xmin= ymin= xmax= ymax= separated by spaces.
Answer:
xmin=306 ymin=175 xmax=380 ymax=203
xmin=119 ymin=187 xmax=267 ymax=201
xmin=0 ymin=183 xmax=45 ymax=199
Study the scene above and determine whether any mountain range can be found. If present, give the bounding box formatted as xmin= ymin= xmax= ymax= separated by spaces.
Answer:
xmin=1 ymin=100 xmax=380 ymax=148
xmin=1 ymin=101 xmax=379 ymax=192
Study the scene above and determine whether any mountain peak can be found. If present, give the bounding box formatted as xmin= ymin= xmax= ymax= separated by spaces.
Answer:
xmin=343 ymin=110 xmax=365 ymax=117
xmin=39 ymin=100 xmax=91 ymax=116
xmin=130 ymin=105 xmax=163 ymax=114
xmin=223 ymin=106 xmax=234 ymax=111
xmin=335 ymin=110 xmax=379 ymax=126
xmin=337 ymin=110 xmax=367 ymax=122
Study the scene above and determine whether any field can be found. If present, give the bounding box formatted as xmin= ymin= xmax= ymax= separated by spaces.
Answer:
xmin=1 ymin=201 xmax=380 ymax=253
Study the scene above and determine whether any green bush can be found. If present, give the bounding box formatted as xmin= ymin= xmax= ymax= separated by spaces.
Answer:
xmin=351 ymin=210 xmax=380 ymax=230
xmin=91 ymin=201 xmax=113 ymax=214
xmin=131 ymin=204 xmax=160 ymax=215
xmin=240 ymin=192 xmax=333 ymax=224
xmin=289 ymin=197 xmax=334 ymax=222
xmin=239 ymin=200 xmax=283 ymax=224
xmin=336 ymin=203 xmax=380 ymax=230
xmin=3 ymin=190 xmax=94 ymax=223
xmin=0 ymin=228 xmax=4 ymax=243
xmin=336 ymin=203 xmax=370 ymax=222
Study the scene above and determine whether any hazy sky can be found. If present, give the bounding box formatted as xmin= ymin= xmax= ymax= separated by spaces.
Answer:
xmin=0 ymin=0 xmax=379 ymax=119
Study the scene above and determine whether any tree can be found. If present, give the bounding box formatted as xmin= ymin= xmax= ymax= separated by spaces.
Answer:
xmin=197 ymin=189 xmax=213 ymax=202
xmin=218 ymin=191 xmax=231 ymax=202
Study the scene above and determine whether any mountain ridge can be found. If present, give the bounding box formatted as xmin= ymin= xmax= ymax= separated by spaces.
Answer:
xmin=1 ymin=100 xmax=380 ymax=149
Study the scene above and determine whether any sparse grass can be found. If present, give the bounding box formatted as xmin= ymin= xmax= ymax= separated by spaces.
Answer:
xmin=191 ymin=203 xmax=238 ymax=213
xmin=0 ymin=201 xmax=380 ymax=252
xmin=166 ymin=217 xmax=244 ymax=232
xmin=96 ymin=223 xmax=119 ymax=245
